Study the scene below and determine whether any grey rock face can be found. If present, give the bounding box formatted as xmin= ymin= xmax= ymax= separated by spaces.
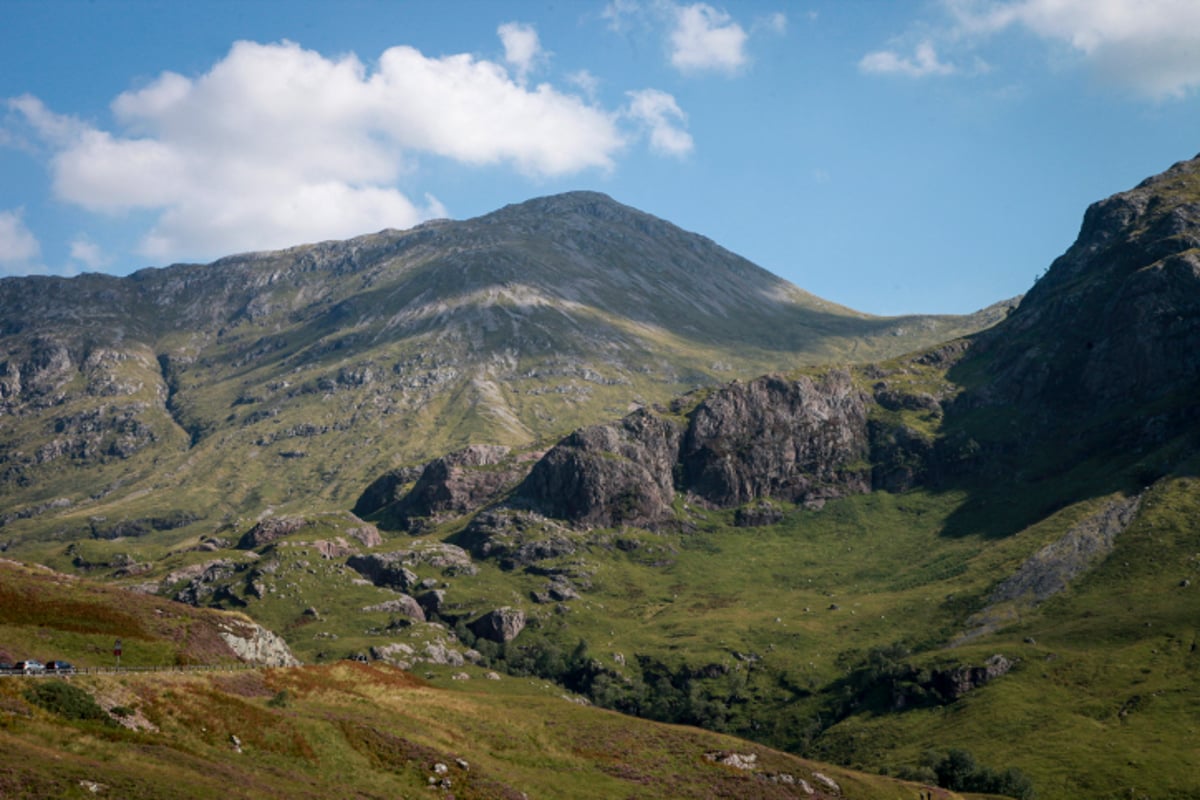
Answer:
xmin=968 ymin=155 xmax=1200 ymax=433
xmin=518 ymin=409 xmax=683 ymax=529
xmin=217 ymin=620 xmax=300 ymax=667
xmin=237 ymin=516 xmax=307 ymax=549
xmin=361 ymin=595 xmax=426 ymax=622
xmin=358 ymin=445 xmax=526 ymax=530
xmin=346 ymin=553 xmax=421 ymax=592
xmin=680 ymin=371 xmax=870 ymax=508
xmin=990 ymin=494 xmax=1143 ymax=605
xmin=469 ymin=607 xmax=526 ymax=643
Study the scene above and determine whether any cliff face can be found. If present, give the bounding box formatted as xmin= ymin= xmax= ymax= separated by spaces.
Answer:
xmin=517 ymin=408 xmax=684 ymax=529
xmin=966 ymin=155 xmax=1200 ymax=425
xmin=444 ymin=371 xmax=873 ymax=531
xmin=680 ymin=371 xmax=870 ymax=507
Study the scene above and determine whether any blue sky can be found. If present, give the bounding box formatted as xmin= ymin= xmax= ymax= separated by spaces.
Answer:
xmin=3 ymin=0 xmax=1200 ymax=315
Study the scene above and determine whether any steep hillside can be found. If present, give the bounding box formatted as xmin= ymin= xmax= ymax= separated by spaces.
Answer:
xmin=0 ymin=192 xmax=1008 ymax=547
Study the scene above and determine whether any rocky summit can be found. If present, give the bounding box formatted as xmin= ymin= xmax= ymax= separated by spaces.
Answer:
xmin=4 ymin=158 xmax=1200 ymax=799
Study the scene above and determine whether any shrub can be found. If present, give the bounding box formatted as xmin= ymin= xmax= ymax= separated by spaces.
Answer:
xmin=24 ymin=681 xmax=116 ymax=726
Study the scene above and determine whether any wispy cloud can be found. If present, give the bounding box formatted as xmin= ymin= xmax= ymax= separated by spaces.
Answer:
xmin=860 ymin=40 xmax=957 ymax=78
xmin=69 ymin=235 xmax=108 ymax=269
xmin=0 ymin=208 xmax=40 ymax=268
xmin=498 ymin=21 xmax=545 ymax=84
xmin=952 ymin=0 xmax=1200 ymax=97
xmin=867 ymin=0 xmax=1200 ymax=98
xmin=626 ymin=89 xmax=693 ymax=157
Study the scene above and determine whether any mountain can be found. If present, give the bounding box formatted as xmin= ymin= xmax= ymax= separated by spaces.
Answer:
xmin=335 ymin=156 xmax=1200 ymax=798
xmin=0 ymin=191 xmax=1009 ymax=544
xmin=5 ymin=152 xmax=1200 ymax=800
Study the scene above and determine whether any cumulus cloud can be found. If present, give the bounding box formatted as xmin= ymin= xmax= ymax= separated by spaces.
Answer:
xmin=951 ymin=0 xmax=1200 ymax=97
xmin=626 ymin=89 xmax=693 ymax=157
xmin=859 ymin=40 xmax=957 ymax=77
xmin=498 ymin=22 xmax=544 ymax=83
xmin=669 ymin=3 xmax=749 ymax=74
xmin=10 ymin=38 xmax=633 ymax=262
xmin=0 ymin=208 xmax=40 ymax=266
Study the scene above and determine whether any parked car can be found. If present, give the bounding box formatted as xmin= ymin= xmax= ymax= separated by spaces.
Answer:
xmin=46 ymin=660 xmax=75 ymax=674
xmin=14 ymin=660 xmax=45 ymax=674
xmin=0 ymin=662 xmax=14 ymax=673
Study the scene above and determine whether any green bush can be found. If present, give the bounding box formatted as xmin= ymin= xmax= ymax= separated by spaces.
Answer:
xmin=24 ymin=681 xmax=116 ymax=726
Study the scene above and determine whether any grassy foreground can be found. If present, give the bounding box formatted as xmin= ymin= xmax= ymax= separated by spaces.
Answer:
xmin=0 ymin=558 xmax=985 ymax=800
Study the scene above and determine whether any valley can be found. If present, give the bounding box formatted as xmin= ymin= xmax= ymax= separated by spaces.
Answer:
xmin=3 ymin=154 xmax=1200 ymax=799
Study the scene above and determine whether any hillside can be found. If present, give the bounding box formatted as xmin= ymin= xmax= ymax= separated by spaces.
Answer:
xmin=4 ymin=153 xmax=1200 ymax=800
xmin=0 ymin=191 xmax=1009 ymax=548
xmin=0 ymin=560 xmax=974 ymax=800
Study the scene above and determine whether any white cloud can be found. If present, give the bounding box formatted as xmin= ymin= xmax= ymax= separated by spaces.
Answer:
xmin=0 ymin=208 xmax=40 ymax=265
xmin=626 ymin=89 xmax=693 ymax=157
xmin=12 ymin=38 xmax=636 ymax=262
xmin=937 ymin=0 xmax=1200 ymax=97
xmin=669 ymin=3 xmax=749 ymax=74
xmin=860 ymin=40 xmax=957 ymax=77
xmin=568 ymin=69 xmax=602 ymax=101
xmin=498 ymin=22 xmax=544 ymax=83
xmin=603 ymin=0 xmax=643 ymax=33
xmin=753 ymin=12 xmax=788 ymax=36
xmin=69 ymin=236 xmax=108 ymax=269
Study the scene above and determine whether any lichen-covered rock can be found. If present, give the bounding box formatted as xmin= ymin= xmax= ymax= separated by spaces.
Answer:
xmin=217 ymin=620 xmax=300 ymax=667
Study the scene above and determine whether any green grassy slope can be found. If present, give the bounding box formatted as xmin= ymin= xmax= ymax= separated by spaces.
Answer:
xmin=0 ymin=561 xmax=980 ymax=800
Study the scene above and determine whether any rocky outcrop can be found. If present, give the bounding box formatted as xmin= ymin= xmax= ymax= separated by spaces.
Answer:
xmin=680 ymin=371 xmax=870 ymax=507
xmin=347 ymin=553 xmax=421 ymax=592
xmin=517 ymin=409 xmax=683 ymax=529
xmin=929 ymin=654 xmax=1014 ymax=702
xmin=349 ymin=542 xmax=477 ymax=580
xmin=469 ymin=607 xmax=526 ymax=643
xmin=965 ymin=154 xmax=1200 ymax=438
xmin=504 ymin=371 xmax=873 ymax=532
xmin=358 ymin=445 xmax=529 ymax=531
xmin=217 ymin=619 xmax=300 ymax=667
xmin=361 ymin=595 xmax=426 ymax=622
xmin=237 ymin=516 xmax=307 ymax=549
xmin=458 ymin=510 xmax=579 ymax=569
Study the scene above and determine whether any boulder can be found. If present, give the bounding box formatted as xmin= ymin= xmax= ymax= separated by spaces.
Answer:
xmin=237 ymin=516 xmax=306 ymax=549
xmin=469 ymin=607 xmax=526 ymax=643
xmin=361 ymin=595 xmax=426 ymax=622
xmin=347 ymin=553 xmax=420 ymax=592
